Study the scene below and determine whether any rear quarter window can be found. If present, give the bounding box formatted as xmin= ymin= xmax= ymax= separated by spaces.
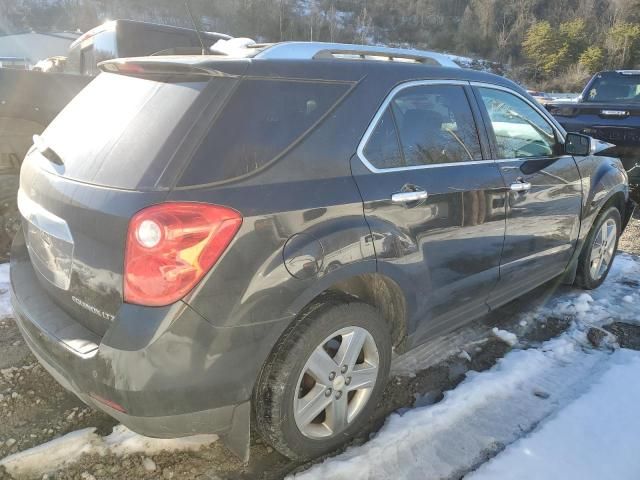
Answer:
xmin=178 ymin=78 xmax=351 ymax=186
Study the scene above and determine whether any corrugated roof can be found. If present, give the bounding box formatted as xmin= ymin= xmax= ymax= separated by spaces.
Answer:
xmin=0 ymin=31 xmax=80 ymax=40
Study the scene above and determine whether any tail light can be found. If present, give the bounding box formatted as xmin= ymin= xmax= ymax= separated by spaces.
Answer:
xmin=124 ymin=202 xmax=242 ymax=307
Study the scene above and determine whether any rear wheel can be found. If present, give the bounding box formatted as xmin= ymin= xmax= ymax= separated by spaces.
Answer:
xmin=575 ymin=206 xmax=621 ymax=289
xmin=254 ymin=299 xmax=391 ymax=460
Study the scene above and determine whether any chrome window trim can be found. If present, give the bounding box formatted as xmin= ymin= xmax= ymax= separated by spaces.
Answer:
xmin=470 ymin=81 xmax=566 ymax=143
xmin=356 ymin=79 xmax=569 ymax=174
xmin=356 ymin=79 xmax=482 ymax=174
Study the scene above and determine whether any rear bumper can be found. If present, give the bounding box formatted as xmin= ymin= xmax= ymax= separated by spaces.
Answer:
xmin=10 ymin=231 xmax=291 ymax=456
xmin=14 ymin=311 xmax=243 ymax=438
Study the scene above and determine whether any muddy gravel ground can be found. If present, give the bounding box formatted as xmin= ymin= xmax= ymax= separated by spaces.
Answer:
xmin=618 ymin=207 xmax=640 ymax=255
xmin=0 ymin=214 xmax=638 ymax=480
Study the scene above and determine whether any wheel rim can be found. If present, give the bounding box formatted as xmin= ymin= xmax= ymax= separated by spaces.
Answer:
xmin=294 ymin=326 xmax=380 ymax=439
xmin=589 ymin=218 xmax=617 ymax=281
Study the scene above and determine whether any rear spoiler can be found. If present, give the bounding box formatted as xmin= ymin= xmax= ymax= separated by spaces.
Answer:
xmin=98 ymin=57 xmax=249 ymax=78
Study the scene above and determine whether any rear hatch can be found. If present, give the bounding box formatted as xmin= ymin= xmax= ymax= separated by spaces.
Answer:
xmin=18 ymin=62 xmax=241 ymax=336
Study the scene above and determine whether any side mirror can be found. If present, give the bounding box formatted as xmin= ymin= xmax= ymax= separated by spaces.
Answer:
xmin=565 ymin=132 xmax=615 ymax=156
xmin=565 ymin=132 xmax=591 ymax=156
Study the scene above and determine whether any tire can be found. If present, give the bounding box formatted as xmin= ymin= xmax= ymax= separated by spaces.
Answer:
xmin=254 ymin=297 xmax=392 ymax=460
xmin=575 ymin=206 xmax=621 ymax=290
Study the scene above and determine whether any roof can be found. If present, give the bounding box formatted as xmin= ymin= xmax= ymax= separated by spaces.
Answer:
xmin=203 ymin=39 xmax=459 ymax=67
xmin=100 ymin=50 xmax=520 ymax=95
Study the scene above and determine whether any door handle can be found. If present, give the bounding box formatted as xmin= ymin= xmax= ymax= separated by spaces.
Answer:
xmin=510 ymin=182 xmax=532 ymax=192
xmin=391 ymin=190 xmax=428 ymax=203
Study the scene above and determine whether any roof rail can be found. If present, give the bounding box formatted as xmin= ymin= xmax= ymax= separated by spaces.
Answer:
xmin=254 ymin=42 xmax=459 ymax=68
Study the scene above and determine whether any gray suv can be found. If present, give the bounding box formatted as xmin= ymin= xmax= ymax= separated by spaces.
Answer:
xmin=9 ymin=41 xmax=634 ymax=461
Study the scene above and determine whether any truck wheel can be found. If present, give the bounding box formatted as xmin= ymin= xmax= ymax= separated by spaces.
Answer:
xmin=254 ymin=298 xmax=391 ymax=460
xmin=575 ymin=206 xmax=621 ymax=290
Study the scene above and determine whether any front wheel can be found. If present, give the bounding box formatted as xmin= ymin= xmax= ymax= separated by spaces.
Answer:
xmin=254 ymin=299 xmax=391 ymax=460
xmin=575 ymin=206 xmax=621 ymax=289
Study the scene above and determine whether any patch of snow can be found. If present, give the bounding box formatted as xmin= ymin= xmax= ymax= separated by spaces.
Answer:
xmin=491 ymin=327 xmax=518 ymax=346
xmin=142 ymin=457 xmax=156 ymax=472
xmin=0 ymin=262 xmax=11 ymax=319
xmin=548 ymin=93 xmax=580 ymax=102
xmin=468 ymin=349 xmax=640 ymax=480
xmin=103 ymin=425 xmax=216 ymax=457
xmin=1 ymin=429 xmax=97 ymax=478
xmin=573 ymin=292 xmax=594 ymax=314
xmin=458 ymin=350 xmax=472 ymax=362
xmin=0 ymin=425 xmax=217 ymax=478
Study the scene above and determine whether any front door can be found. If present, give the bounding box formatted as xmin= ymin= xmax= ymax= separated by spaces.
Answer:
xmin=473 ymin=85 xmax=583 ymax=308
xmin=351 ymin=81 xmax=507 ymax=345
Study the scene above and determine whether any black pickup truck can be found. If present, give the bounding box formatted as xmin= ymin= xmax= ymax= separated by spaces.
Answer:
xmin=0 ymin=20 xmax=230 ymax=259
xmin=547 ymin=70 xmax=640 ymax=185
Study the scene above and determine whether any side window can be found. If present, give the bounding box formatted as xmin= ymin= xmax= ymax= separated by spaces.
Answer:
xmin=179 ymin=79 xmax=350 ymax=185
xmin=478 ymin=87 xmax=557 ymax=159
xmin=393 ymin=85 xmax=482 ymax=166
xmin=363 ymin=84 xmax=482 ymax=169
xmin=363 ymin=108 xmax=404 ymax=169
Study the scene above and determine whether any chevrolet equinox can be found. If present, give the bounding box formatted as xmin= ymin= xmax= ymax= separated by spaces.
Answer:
xmin=10 ymin=41 xmax=634 ymax=461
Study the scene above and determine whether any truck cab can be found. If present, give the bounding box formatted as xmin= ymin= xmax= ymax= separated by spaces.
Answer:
xmin=547 ymin=70 xmax=640 ymax=184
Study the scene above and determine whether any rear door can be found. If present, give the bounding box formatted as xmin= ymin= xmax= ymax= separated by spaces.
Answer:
xmin=351 ymin=81 xmax=507 ymax=345
xmin=473 ymin=84 xmax=583 ymax=308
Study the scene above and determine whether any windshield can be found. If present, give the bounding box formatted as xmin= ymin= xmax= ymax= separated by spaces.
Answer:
xmin=585 ymin=73 xmax=640 ymax=103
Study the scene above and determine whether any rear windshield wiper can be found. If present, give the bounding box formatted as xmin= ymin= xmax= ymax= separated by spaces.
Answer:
xmin=33 ymin=135 xmax=64 ymax=165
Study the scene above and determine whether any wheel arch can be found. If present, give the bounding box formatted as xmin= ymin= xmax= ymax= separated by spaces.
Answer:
xmin=564 ymin=186 xmax=628 ymax=285
xmin=285 ymin=264 xmax=410 ymax=354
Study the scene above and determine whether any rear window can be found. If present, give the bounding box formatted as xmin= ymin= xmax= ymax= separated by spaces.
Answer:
xmin=118 ymin=28 xmax=195 ymax=57
xmin=178 ymin=78 xmax=350 ymax=186
xmin=39 ymin=73 xmax=209 ymax=190
xmin=585 ymin=73 xmax=640 ymax=103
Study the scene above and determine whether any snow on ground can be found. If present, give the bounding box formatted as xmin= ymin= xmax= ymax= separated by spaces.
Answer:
xmin=491 ymin=327 xmax=518 ymax=346
xmin=0 ymin=425 xmax=217 ymax=478
xmin=293 ymin=254 xmax=640 ymax=480
xmin=468 ymin=348 xmax=640 ymax=480
xmin=0 ymin=262 xmax=11 ymax=319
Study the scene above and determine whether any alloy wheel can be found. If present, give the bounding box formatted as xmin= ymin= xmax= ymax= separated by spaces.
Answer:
xmin=589 ymin=218 xmax=617 ymax=281
xmin=293 ymin=326 xmax=380 ymax=439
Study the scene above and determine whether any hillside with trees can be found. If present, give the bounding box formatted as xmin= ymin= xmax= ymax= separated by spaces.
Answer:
xmin=1 ymin=0 xmax=639 ymax=90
